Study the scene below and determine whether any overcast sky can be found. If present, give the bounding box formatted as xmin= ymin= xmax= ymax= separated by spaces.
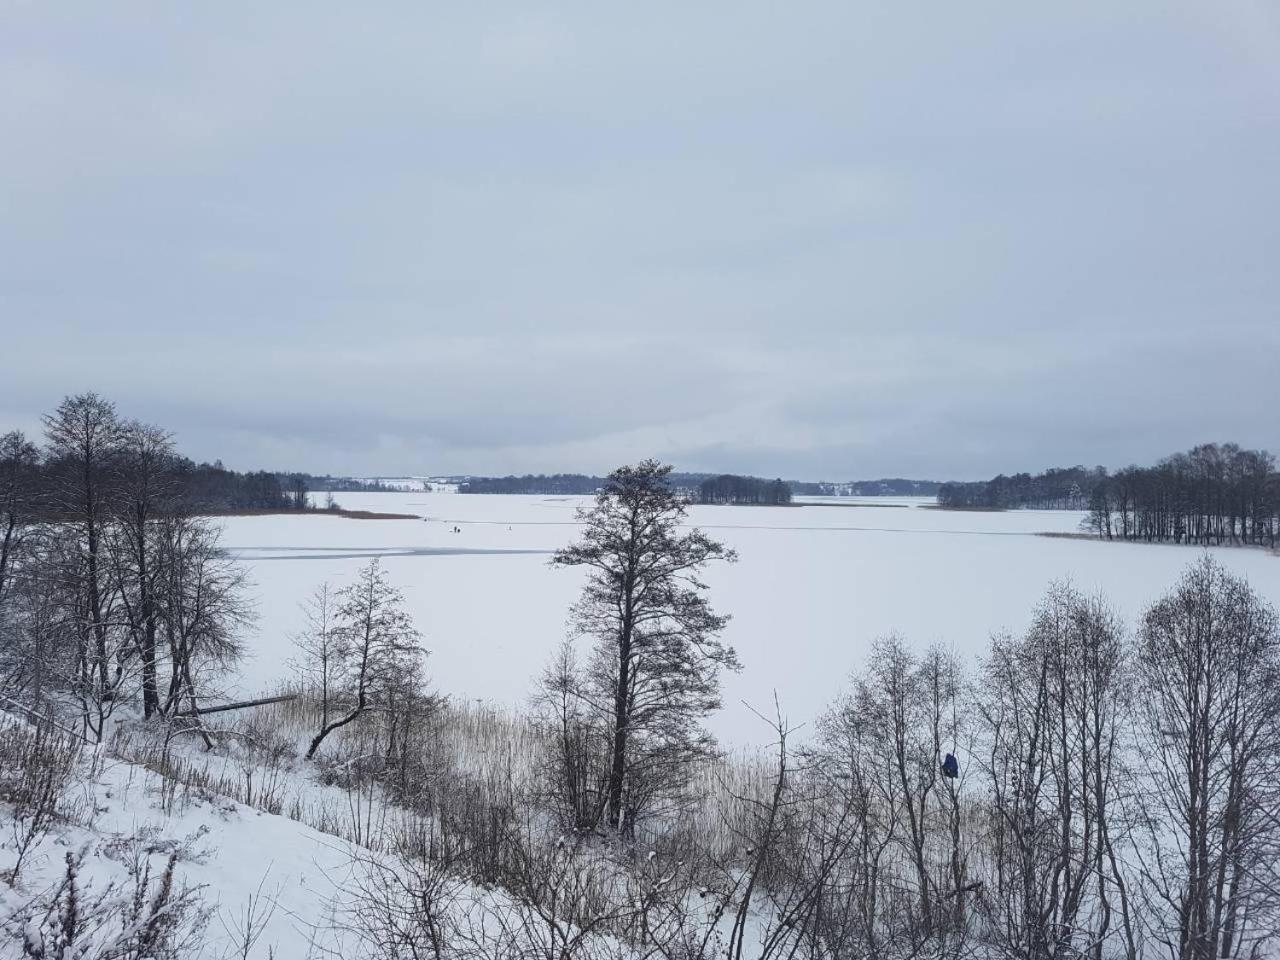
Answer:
xmin=2 ymin=3 xmax=1277 ymax=480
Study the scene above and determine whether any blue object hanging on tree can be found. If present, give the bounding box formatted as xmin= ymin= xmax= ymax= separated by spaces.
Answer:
xmin=942 ymin=753 xmax=959 ymax=779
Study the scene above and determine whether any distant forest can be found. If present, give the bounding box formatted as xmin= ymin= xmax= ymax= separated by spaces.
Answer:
xmin=937 ymin=466 xmax=1104 ymax=511
xmin=697 ymin=474 xmax=792 ymax=506
xmin=293 ymin=474 xmax=397 ymax=494
xmin=457 ymin=472 xmax=733 ymax=495
xmin=938 ymin=442 xmax=1279 ymax=547
xmin=458 ymin=473 xmax=940 ymax=497
xmin=457 ymin=473 xmax=608 ymax=495
xmin=169 ymin=469 xmax=391 ymax=509
xmin=180 ymin=462 xmax=306 ymax=511
xmin=789 ymin=478 xmax=942 ymax=497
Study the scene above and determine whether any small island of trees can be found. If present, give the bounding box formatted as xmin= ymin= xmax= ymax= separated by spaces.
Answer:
xmin=697 ymin=474 xmax=792 ymax=506
xmin=936 ymin=442 xmax=1279 ymax=548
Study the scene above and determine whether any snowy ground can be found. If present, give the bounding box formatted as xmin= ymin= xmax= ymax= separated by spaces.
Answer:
xmin=222 ymin=493 xmax=1280 ymax=743
xmin=0 ymin=723 xmax=360 ymax=958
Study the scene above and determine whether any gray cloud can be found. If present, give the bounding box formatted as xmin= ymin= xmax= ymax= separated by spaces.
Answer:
xmin=2 ymin=2 xmax=1277 ymax=479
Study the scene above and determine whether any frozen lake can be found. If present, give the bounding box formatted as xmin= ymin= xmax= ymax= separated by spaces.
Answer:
xmin=219 ymin=492 xmax=1280 ymax=742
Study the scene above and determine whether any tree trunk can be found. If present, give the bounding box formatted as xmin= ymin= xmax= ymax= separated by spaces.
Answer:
xmin=305 ymin=697 xmax=364 ymax=760
xmin=86 ymin=507 xmax=110 ymax=699
xmin=605 ymin=524 xmax=639 ymax=833
xmin=137 ymin=509 xmax=158 ymax=719
xmin=172 ymin=694 xmax=296 ymax=717
xmin=607 ymin=615 xmax=632 ymax=831
xmin=0 ymin=513 xmax=17 ymax=603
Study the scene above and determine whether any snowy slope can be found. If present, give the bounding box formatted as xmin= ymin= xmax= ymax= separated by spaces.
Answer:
xmin=0 ymin=727 xmax=364 ymax=958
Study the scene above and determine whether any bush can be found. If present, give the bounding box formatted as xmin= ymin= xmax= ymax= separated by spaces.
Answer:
xmin=0 ymin=717 xmax=81 ymax=886
xmin=7 ymin=850 xmax=209 ymax=959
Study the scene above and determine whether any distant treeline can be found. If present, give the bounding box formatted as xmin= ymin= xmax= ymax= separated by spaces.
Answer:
xmin=458 ymin=474 xmax=606 ymax=495
xmin=938 ymin=443 xmax=1280 ymax=548
xmin=697 ymin=474 xmax=792 ymax=506
xmin=182 ymin=461 xmax=302 ymax=511
xmin=292 ymin=475 xmax=396 ymax=494
xmin=458 ymin=472 xmax=719 ymax=495
xmin=180 ymin=468 xmax=386 ymax=510
xmin=460 ymin=473 xmax=940 ymax=497
xmin=790 ymin=478 xmax=942 ymax=497
xmin=937 ymin=466 xmax=1104 ymax=511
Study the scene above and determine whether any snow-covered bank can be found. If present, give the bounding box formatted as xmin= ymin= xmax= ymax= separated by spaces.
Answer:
xmin=0 ymin=716 xmax=362 ymax=958
xmin=0 ymin=704 xmax=772 ymax=959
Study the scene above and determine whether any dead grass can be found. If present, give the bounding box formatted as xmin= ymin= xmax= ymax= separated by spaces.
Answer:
xmin=106 ymin=690 xmax=774 ymax=876
xmin=198 ymin=508 xmax=422 ymax=520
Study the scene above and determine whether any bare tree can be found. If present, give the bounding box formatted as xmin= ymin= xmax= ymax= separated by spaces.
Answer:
xmin=551 ymin=460 xmax=738 ymax=835
xmin=977 ymin=583 xmax=1137 ymax=960
xmin=863 ymin=636 xmax=942 ymax=936
xmin=290 ymin=582 xmax=341 ymax=731
xmin=0 ymin=430 xmax=39 ymax=610
xmin=42 ymin=392 xmax=124 ymax=709
xmin=110 ymin=420 xmax=180 ymax=718
xmin=810 ymin=684 xmax=895 ymax=957
xmin=530 ymin=639 xmax=610 ymax=831
xmin=0 ymin=539 xmax=72 ymax=707
xmin=290 ymin=474 xmax=308 ymax=511
xmin=155 ymin=514 xmax=251 ymax=721
xmin=806 ymin=638 xmax=971 ymax=957
xmin=0 ymin=432 xmax=48 ymax=705
xmin=1135 ymin=556 xmax=1280 ymax=960
xmin=340 ymin=836 xmax=465 ymax=959
xmin=305 ymin=559 xmax=426 ymax=760
xmin=632 ymin=698 xmax=869 ymax=960
xmin=39 ymin=521 xmax=130 ymax=740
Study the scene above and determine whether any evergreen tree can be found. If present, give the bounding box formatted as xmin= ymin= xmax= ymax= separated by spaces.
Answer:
xmin=552 ymin=460 xmax=739 ymax=834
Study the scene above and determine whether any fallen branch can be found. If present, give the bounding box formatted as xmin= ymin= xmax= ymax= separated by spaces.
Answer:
xmin=172 ymin=694 xmax=297 ymax=718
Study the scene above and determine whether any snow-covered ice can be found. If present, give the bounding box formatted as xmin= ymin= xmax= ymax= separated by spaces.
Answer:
xmin=222 ymin=493 xmax=1280 ymax=742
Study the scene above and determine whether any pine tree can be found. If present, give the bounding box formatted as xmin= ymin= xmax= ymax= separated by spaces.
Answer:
xmin=551 ymin=460 xmax=738 ymax=834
